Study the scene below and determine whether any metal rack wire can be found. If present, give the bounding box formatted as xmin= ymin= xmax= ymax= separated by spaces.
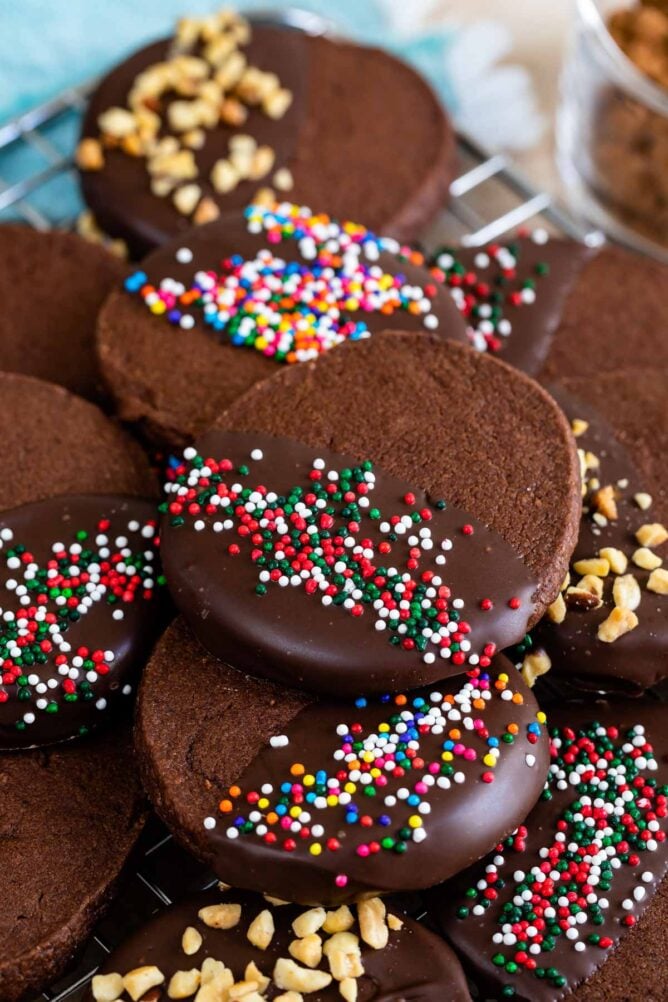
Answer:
xmin=0 ymin=13 xmax=609 ymax=1002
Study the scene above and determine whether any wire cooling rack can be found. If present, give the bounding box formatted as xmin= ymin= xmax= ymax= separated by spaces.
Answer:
xmin=0 ymin=10 xmax=609 ymax=1001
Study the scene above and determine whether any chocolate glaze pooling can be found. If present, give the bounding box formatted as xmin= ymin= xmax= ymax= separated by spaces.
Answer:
xmin=0 ymin=495 xmax=164 ymax=749
xmin=84 ymin=888 xmax=473 ymax=1002
xmin=533 ymin=387 xmax=667 ymax=693
xmin=161 ymin=431 xmax=538 ymax=695
xmin=200 ymin=657 xmax=548 ymax=904
xmin=435 ymin=698 xmax=668 ymax=1002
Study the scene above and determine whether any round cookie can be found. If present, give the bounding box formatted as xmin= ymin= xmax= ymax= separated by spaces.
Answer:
xmin=0 ymin=226 xmax=124 ymax=400
xmin=97 ymin=204 xmax=469 ymax=446
xmin=433 ymin=696 xmax=668 ymax=1001
xmin=137 ymin=616 xmax=549 ymax=906
xmin=0 ymin=727 xmax=145 ymax=1002
xmin=528 ymin=375 xmax=667 ymax=694
xmin=430 ymin=234 xmax=668 ymax=381
xmin=159 ymin=334 xmax=580 ymax=695
xmin=0 ymin=372 xmax=164 ymax=747
xmin=79 ymin=14 xmax=455 ymax=258
xmin=84 ymin=888 xmax=472 ymax=1002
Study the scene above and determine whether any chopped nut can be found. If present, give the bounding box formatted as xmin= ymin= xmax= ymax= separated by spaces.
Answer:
xmin=598 ymin=547 xmax=628 ymax=575
xmin=173 ymin=183 xmax=202 ymax=215
xmin=340 ymin=978 xmax=358 ymax=1002
xmin=220 ymin=97 xmax=248 ymax=127
xmin=168 ymin=969 xmax=201 ymax=999
xmin=252 ymin=186 xmax=276 ymax=208
xmin=91 ymin=972 xmax=124 ymax=1002
xmin=76 ymin=138 xmax=105 ymax=171
xmin=193 ymin=197 xmax=220 ymax=225
xmin=636 ymin=523 xmax=668 ymax=548
xmin=289 ymin=933 xmax=322 ymax=968
xmin=565 ymin=587 xmax=603 ymax=612
xmin=358 ymin=897 xmax=388 ymax=950
xmin=571 ymin=418 xmax=589 ymax=437
xmin=584 ymin=451 xmax=600 ymax=470
xmin=236 ymin=67 xmax=279 ymax=104
xmin=613 ymin=573 xmax=641 ymax=611
xmin=151 ymin=176 xmax=178 ymax=197
xmin=647 ymin=568 xmax=668 ymax=594
xmin=249 ymin=145 xmax=276 ymax=181
xmin=632 ymin=547 xmax=663 ymax=571
xmin=273 ymin=167 xmax=294 ymax=191
xmin=634 ymin=492 xmax=652 ymax=511
xmin=546 ymin=593 xmax=566 ymax=624
xmin=198 ymin=902 xmax=242 ymax=929
xmin=215 ymin=50 xmax=247 ymax=89
xmin=577 ymin=574 xmax=605 ymax=599
xmin=573 ymin=557 xmax=610 ymax=578
xmin=123 ymin=966 xmax=165 ymax=1002
xmin=597 ymin=606 xmax=639 ymax=643
xmin=274 ymin=993 xmax=303 ymax=1002
xmin=520 ymin=650 xmax=551 ymax=688
xmin=245 ymin=962 xmax=269 ymax=993
xmin=200 ymin=958 xmax=233 ymax=987
xmin=204 ymin=32 xmax=236 ymax=67
xmin=592 ymin=485 xmax=618 ymax=521
xmin=322 ymin=932 xmax=364 ymax=981
xmin=264 ymin=894 xmax=290 ymax=906
xmin=247 ymin=908 xmax=275 ymax=950
xmin=169 ymin=99 xmax=206 ymax=133
xmin=292 ymin=907 xmax=326 ymax=938
xmin=322 ymin=906 xmax=355 ymax=934
xmin=211 ymin=158 xmax=240 ymax=194
xmin=387 ymin=913 xmax=404 ymax=931
xmin=182 ymin=926 xmax=203 ymax=956
xmin=121 ymin=132 xmax=145 ymax=157
xmin=273 ymin=958 xmax=332 ymax=993
xmin=149 ymin=149 xmax=198 ymax=180
xmin=263 ymin=87 xmax=293 ymax=119
xmin=228 ymin=980 xmax=261 ymax=1000
xmin=183 ymin=128 xmax=206 ymax=150
xmin=98 ymin=106 xmax=137 ymax=138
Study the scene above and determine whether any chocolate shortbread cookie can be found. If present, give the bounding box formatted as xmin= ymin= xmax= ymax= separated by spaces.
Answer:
xmin=0 ymin=728 xmax=145 ymax=1002
xmin=0 ymin=226 xmax=124 ymax=400
xmin=79 ymin=14 xmax=455 ymax=258
xmin=84 ymin=887 xmax=473 ymax=1001
xmin=97 ymin=204 xmax=469 ymax=446
xmin=158 ymin=334 xmax=580 ymax=695
xmin=137 ymin=616 xmax=549 ymax=906
xmin=431 ymin=234 xmax=668 ymax=381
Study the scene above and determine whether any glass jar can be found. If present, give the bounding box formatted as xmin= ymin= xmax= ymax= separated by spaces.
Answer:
xmin=557 ymin=0 xmax=668 ymax=262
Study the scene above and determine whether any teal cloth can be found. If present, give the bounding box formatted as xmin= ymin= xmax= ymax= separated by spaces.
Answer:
xmin=0 ymin=1 xmax=457 ymax=224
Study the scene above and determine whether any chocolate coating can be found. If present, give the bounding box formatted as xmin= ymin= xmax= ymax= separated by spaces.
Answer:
xmin=533 ymin=387 xmax=667 ymax=693
xmin=161 ymin=430 xmax=537 ymax=695
xmin=136 ymin=618 xmax=549 ymax=906
xmin=97 ymin=213 xmax=468 ymax=446
xmin=434 ymin=697 xmax=668 ymax=1001
xmin=84 ymin=888 xmax=472 ymax=1002
xmin=0 ymin=495 xmax=165 ymax=749
xmin=81 ymin=25 xmax=455 ymax=257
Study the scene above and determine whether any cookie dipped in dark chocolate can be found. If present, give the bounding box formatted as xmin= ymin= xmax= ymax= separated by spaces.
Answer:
xmin=532 ymin=387 xmax=667 ymax=693
xmin=160 ymin=431 xmax=538 ymax=695
xmin=434 ymin=697 xmax=668 ymax=1002
xmin=84 ymin=888 xmax=473 ymax=1002
xmin=194 ymin=655 xmax=548 ymax=904
xmin=0 ymin=495 xmax=164 ymax=749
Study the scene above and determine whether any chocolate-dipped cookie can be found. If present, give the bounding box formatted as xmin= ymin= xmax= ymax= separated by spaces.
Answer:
xmin=159 ymin=334 xmax=580 ymax=695
xmin=433 ymin=696 xmax=668 ymax=1001
xmin=527 ymin=377 xmax=667 ymax=694
xmin=97 ymin=203 xmax=468 ymax=446
xmin=79 ymin=12 xmax=455 ymax=258
xmin=0 ymin=372 xmax=165 ymax=747
xmin=85 ymin=887 xmax=472 ymax=1002
xmin=0 ymin=226 xmax=124 ymax=401
xmin=430 ymin=233 xmax=668 ymax=381
xmin=137 ymin=617 xmax=549 ymax=906
xmin=0 ymin=728 xmax=145 ymax=1002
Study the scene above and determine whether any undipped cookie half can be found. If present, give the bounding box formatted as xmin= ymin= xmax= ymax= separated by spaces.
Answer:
xmin=84 ymin=887 xmax=472 ymax=1002
xmin=137 ymin=617 xmax=549 ymax=906
xmin=97 ymin=204 xmax=468 ymax=446
xmin=159 ymin=334 xmax=580 ymax=695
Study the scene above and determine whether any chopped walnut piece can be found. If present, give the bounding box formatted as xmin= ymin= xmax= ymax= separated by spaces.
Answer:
xmin=91 ymin=973 xmax=124 ymax=1002
xmin=322 ymin=906 xmax=355 ymax=934
xmin=168 ymin=969 xmax=201 ymax=999
xmin=634 ymin=492 xmax=653 ymax=511
xmin=358 ymin=897 xmax=389 ymax=950
xmin=123 ymin=966 xmax=165 ymax=1002
xmin=597 ymin=606 xmax=639 ymax=642
xmin=273 ymin=958 xmax=332 ymax=993
xmin=598 ymin=547 xmax=628 ymax=575
xmin=633 ymin=547 xmax=663 ymax=571
xmin=76 ymin=138 xmax=105 ymax=171
xmin=571 ymin=418 xmax=589 ymax=437
xmin=592 ymin=485 xmax=618 ymax=521
xmin=322 ymin=932 xmax=364 ymax=981
xmin=182 ymin=925 xmax=202 ymax=956
xmin=647 ymin=568 xmax=668 ymax=594
xmin=247 ymin=908 xmax=275 ymax=950
xmin=198 ymin=902 xmax=242 ymax=929
xmin=289 ymin=933 xmax=322 ymax=968
xmin=636 ymin=523 xmax=668 ymax=548
xmin=613 ymin=573 xmax=641 ymax=611
xmin=573 ymin=557 xmax=610 ymax=578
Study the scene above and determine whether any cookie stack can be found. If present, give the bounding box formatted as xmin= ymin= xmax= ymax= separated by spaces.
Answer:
xmin=1 ymin=7 xmax=666 ymax=1002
